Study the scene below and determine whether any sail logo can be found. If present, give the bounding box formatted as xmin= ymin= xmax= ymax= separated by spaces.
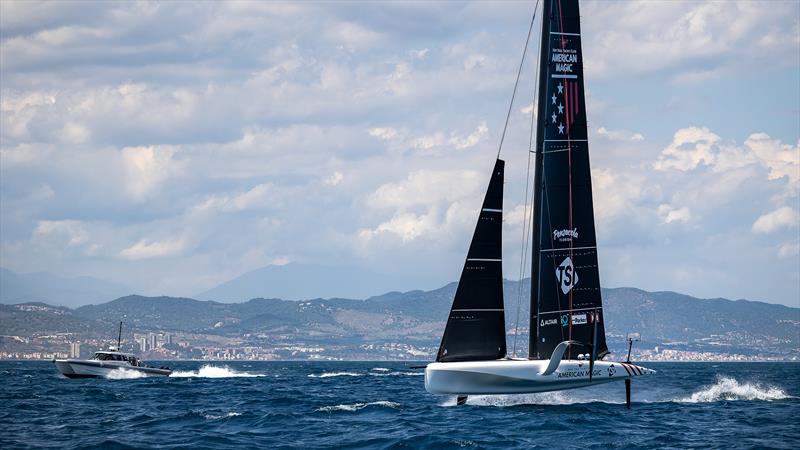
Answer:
xmin=553 ymin=228 xmax=578 ymax=242
xmin=571 ymin=313 xmax=587 ymax=325
xmin=556 ymin=257 xmax=579 ymax=294
xmin=552 ymin=48 xmax=578 ymax=74
xmin=540 ymin=318 xmax=558 ymax=327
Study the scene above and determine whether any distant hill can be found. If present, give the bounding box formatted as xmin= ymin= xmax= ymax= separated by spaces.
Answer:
xmin=0 ymin=267 xmax=132 ymax=309
xmin=195 ymin=263 xmax=407 ymax=302
xmin=2 ymin=281 xmax=797 ymax=359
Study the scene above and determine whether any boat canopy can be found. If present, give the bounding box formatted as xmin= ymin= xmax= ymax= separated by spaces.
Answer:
xmin=91 ymin=352 xmax=139 ymax=365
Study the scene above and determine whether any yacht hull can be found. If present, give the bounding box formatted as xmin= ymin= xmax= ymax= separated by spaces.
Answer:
xmin=53 ymin=359 xmax=171 ymax=378
xmin=425 ymin=359 xmax=654 ymax=395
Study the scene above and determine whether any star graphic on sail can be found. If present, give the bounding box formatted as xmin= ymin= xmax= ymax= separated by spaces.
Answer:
xmin=551 ymin=93 xmax=556 ymax=104
xmin=557 ymin=103 xmax=564 ymax=114
xmin=558 ymin=123 xmax=564 ymax=134
xmin=557 ymin=83 xmax=563 ymax=94
xmin=551 ymin=113 xmax=557 ymax=123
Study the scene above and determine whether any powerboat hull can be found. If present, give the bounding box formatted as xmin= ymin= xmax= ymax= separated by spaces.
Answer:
xmin=53 ymin=359 xmax=171 ymax=378
xmin=425 ymin=359 xmax=654 ymax=395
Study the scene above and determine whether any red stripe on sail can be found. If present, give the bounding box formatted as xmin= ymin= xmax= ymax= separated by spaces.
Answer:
xmin=572 ymin=82 xmax=578 ymax=124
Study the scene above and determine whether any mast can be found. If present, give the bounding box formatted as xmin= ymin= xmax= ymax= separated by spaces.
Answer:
xmin=529 ymin=0 xmax=551 ymax=360
xmin=117 ymin=321 xmax=122 ymax=351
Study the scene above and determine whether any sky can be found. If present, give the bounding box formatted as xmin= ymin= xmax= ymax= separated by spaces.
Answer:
xmin=1 ymin=0 xmax=798 ymax=306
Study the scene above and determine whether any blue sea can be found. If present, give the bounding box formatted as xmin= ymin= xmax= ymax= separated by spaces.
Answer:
xmin=1 ymin=361 xmax=798 ymax=449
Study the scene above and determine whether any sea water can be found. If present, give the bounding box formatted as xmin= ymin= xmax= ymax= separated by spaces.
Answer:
xmin=0 ymin=361 xmax=797 ymax=449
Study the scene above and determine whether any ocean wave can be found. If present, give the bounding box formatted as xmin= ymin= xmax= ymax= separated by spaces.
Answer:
xmin=169 ymin=365 xmax=264 ymax=378
xmin=368 ymin=371 xmax=424 ymax=377
xmin=677 ymin=376 xmax=793 ymax=403
xmin=202 ymin=411 xmax=243 ymax=420
xmin=316 ymin=401 xmax=401 ymax=412
xmin=440 ymin=391 xmax=621 ymax=407
xmin=371 ymin=367 xmax=390 ymax=372
xmin=307 ymin=372 xmax=362 ymax=378
xmin=105 ymin=368 xmax=148 ymax=380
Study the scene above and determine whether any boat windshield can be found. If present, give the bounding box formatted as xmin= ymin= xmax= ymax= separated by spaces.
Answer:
xmin=92 ymin=353 xmax=134 ymax=363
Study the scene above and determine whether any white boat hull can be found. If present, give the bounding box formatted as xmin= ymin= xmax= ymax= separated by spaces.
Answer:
xmin=53 ymin=359 xmax=171 ymax=378
xmin=425 ymin=359 xmax=654 ymax=395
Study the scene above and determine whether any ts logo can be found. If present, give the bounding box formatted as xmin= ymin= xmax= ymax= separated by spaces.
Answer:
xmin=556 ymin=257 xmax=579 ymax=294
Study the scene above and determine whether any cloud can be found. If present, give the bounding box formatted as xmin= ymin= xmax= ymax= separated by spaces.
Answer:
xmin=654 ymin=126 xmax=720 ymax=171
xmin=192 ymin=183 xmax=278 ymax=214
xmin=582 ymin=1 xmax=800 ymax=81
xmin=121 ymin=146 xmax=181 ymax=202
xmin=1 ymin=1 xmax=797 ymax=305
xmin=654 ymin=128 xmax=799 ymax=194
xmin=367 ymin=169 xmax=481 ymax=210
xmin=744 ymin=133 xmax=800 ymax=188
xmin=752 ymin=207 xmax=799 ymax=234
xmin=34 ymin=220 xmax=88 ymax=246
xmin=778 ymin=240 xmax=800 ymax=259
xmin=359 ymin=209 xmax=439 ymax=243
xmin=368 ymin=127 xmax=399 ymax=141
xmin=119 ymin=237 xmax=187 ymax=260
xmin=324 ymin=171 xmax=344 ymax=186
xmin=596 ymin=126 xmax=644 ymax=142
xmin=658 ymin=204 xmax=692 ymax=224
xmin=450 ymin=121 xmax=488 ymax=149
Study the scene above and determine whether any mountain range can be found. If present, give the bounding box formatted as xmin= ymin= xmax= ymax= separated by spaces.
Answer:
xmin=0 ymin=268 xmax=132 ymax=309
xmin=2 ymin=279 xmax=797 ymax=359
xmin=0 ymin=264 xmax=431 ymax=308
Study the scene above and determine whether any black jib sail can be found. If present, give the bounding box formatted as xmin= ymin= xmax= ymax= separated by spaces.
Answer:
xmin=436 ymin=159 xmax=506 ymax=362
xmin=529 ymin=0 xmax=607 ymax=360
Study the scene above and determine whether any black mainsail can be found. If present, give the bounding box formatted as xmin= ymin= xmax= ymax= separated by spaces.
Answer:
xmin=436 ymin=159 xmax=506 ymax=362
xmin=530 ymin=0 xmax=607 ymax=360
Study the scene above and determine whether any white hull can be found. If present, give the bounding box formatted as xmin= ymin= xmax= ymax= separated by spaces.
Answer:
xmin=425 ymin=359 xmax=654 ymax=395
xmin=53 ymin=359 xmax=171 ymax=378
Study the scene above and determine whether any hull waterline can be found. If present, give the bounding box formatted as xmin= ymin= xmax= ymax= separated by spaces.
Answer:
xmin=53 ymin=359 xmax=171 ymax=378
xmin=425 ymin=359 xmax=654 ymax=395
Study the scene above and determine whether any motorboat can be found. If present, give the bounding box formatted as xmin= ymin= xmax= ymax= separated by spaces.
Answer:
xmin=53 ymin=322 xmax=171 ymax=378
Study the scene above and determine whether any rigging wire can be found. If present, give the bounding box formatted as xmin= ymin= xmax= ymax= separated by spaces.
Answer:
xmin=495 ymin=0 xmax=540 ymax=160
xmin=511 ymin=0 xmax=541 ymax=358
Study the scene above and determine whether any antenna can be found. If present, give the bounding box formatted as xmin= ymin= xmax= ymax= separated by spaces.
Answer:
xmin=625 ymin=332 xmax=640 ymax=363
xmin=117 ymin=321 xmax=123 ymax=351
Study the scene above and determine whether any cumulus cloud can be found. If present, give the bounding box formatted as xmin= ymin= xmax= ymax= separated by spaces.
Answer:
xmin=582 ymin=0 xmax=800 ymax=81
xmin=367 ymin=169 xmax=481 ymax=210
xmin=654 ymin=127 xmax=720 ymax=171
xmin=121 ymin=146 xmax=181 ymax=201
xmin=359 ymin=209 xmax=439 ymax=243
xmin=1 ymin=1 xmax=797 ymax=304
xmin=752 ymin=207 xmax=799 ymax=234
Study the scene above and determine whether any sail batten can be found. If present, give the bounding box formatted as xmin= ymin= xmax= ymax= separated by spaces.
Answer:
xmin=530 ymin=0 xmax=607 ymax=360
xmin=436 ymin=159 xmax=506 ymax=363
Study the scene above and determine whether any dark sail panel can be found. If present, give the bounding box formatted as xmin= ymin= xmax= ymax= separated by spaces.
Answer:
xmin=530 ymin=0 xmax=608 ymax=360
xmin=437 ymin=159 xmax=506 ymax=362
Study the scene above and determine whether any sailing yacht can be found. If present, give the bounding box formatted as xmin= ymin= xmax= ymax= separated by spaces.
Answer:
xmin=424 ymin=0 xmax=654 ymax=406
